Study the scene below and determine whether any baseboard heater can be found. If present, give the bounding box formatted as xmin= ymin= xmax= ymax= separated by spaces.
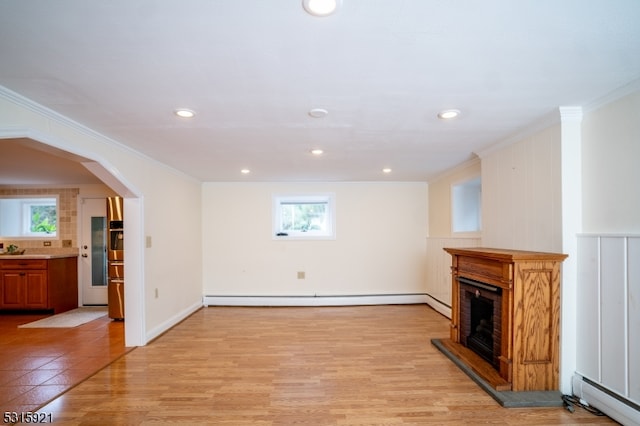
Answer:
xmin=424 ymin=293 xmax=452 ymax=319
xmin=203 ymin=293 xmax=429 ymax=307
xmin=572 ymin=374 xmax=640 ymax=426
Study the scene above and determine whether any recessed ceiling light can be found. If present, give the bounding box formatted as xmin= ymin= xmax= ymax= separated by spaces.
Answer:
xmin=302 ymin=0 xmax=340 ymax=16
xmin=174 ymin=108 xmax=196 ymax=118
xmin=438 ymin=109 xmax=460 ymax=119
xmin=240 ymin=169 xmax=251 ymax=174
xmin=382 ymin=168 xmax=392 ymax=174
xmin=308 ymin=108 xmax=328 ymax=118
xmin=311 ymin=149 xmax=324 ymax=155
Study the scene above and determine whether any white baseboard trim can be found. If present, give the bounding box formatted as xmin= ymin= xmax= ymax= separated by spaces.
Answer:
xmin=425 ymin=294 xmax=451 ymax=319
xmin=145 ymin=300 xmax=202 ymax=343
xmin=572 ymin=374 xmax=640 ymax=426
xmin=203 ymin=293 xmax=428 ymax=307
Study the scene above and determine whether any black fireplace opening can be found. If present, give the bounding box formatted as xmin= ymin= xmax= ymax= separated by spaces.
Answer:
xmin=458 ymin=277 xmax=502 ymax=370
xmin=467 ymin=296 xmax=494 ymax=364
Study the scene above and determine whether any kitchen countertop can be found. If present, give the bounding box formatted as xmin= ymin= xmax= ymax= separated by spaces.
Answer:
xmin=0 ymin=253 xmax=78 ymax=259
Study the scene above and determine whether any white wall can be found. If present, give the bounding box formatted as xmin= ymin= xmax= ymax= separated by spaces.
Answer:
xmin=575 ymin=90 xmax=640 ymax=415
xmin=480 ymin=124 xmax=563 ymax=252
xmin=0 ymin=89 xmax=203 ymax=345
xmin=202 ymin=182 xmax=428 ymax=298
xmin=426 ymin=159 xmax=481 ymax=316
xmin=428 ymin=159 xmax=481 ymax=238
xmin=476 ymin=121 xmax=572 ymax=392
xmin=582 ymin=90 xmax=640 ymax=233
xmin=474 ymin=90 xmax=640 ymax=411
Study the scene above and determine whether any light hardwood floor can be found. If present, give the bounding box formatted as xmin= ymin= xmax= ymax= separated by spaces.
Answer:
xmin=37 ymin=305 xmax=615 ymax=425
xmin=0 ymin=311 xmax=129 ymax=414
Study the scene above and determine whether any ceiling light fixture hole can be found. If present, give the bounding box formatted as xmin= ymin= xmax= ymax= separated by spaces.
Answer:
xmin=308 ymin=108 xmax=329 ymax=118
xmin=174 ymin=108 xmax=196 ymax=118
xmin=438 ymin=109 xmax=460 ymax=120
xmin=303 ymin=0 xmax=340 ymax=16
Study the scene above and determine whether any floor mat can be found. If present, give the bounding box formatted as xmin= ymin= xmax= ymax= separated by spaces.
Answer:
xmin=18 ymin=307 xmax=108 ymax=328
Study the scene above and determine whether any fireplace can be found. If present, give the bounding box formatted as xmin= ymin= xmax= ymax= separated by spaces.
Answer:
xmin=441 ymin=247 xmax=567 ymax=392
xmin=458 ymin=277 xmax=502 ymax=369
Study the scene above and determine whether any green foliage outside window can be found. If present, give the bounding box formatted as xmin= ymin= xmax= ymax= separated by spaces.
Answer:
xmin=31 ymin=205 xmax=57 ymax=234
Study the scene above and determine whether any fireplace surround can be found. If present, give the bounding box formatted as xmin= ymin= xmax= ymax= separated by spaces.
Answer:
xmin=442 ymin=247 xmax=567 ymax=392
xmin=458 ymin=277 xmax=502 ymax=368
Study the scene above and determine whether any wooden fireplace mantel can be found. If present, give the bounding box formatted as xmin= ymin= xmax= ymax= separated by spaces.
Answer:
xmin=443 ymin=247 xmax=567 ymax=392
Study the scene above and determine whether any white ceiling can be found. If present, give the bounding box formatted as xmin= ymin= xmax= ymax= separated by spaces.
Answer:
xmin=1 ymin=0 xmax=639 ymax=184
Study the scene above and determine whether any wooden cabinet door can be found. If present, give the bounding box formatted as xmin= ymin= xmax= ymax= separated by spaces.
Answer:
xmin=24 ymin=270 xmax=48 ymax=309
xmin=0 ymin=271 xmax=25 ymax=309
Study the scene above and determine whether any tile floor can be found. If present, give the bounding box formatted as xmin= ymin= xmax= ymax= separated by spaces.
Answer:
xmin=0 ymin=311 xmax=131 ymax=414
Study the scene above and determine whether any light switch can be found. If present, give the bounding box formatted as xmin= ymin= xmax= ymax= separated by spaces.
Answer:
xmin=146 ymin=236 xmax=152 ymax=248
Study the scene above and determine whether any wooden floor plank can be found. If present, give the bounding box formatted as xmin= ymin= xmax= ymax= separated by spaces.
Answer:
xmin=36 ymin=305 xmax=615 ymax=425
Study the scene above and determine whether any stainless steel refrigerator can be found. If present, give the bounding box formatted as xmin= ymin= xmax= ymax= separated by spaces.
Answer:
xmin=107 ymin=197 xmax=124 ymax=320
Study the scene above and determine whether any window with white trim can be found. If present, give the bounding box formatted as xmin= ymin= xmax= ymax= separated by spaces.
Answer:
xmin=0 ymin=196 xmax=58 ymax=238
xmin=273 ymin=194 xmax=335 ymax=239
xmin=451 ymin=177 xmax=481 ymax=234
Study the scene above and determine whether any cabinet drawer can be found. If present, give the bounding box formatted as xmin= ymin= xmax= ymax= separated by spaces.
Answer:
xmin=0 ymin=259 xmax=48 ymax=270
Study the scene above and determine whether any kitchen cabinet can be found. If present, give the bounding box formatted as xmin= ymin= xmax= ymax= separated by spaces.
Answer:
xmin=0 ymin=255 xmax=78 ymax=313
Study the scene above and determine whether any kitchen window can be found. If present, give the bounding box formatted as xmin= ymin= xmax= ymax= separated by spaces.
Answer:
xmin=273 ymin=194 xmax=335 ymax=239
xmin=0 ymin=196 xmax=58 ymax=239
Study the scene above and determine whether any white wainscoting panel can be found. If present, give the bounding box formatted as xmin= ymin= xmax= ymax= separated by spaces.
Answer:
xmin=629 ymin=237 xmax=640 ymax=403
xmin=576 ymin=236 xmax=600 ymax=380
xmin=576 ymin=235 xmax=640 ymax=412
xmin=600 ymin=237 xmax=628 ymax=396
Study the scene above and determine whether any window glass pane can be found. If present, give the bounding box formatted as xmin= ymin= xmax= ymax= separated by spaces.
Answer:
xmin=91 ymin=216 xmax=107 ymax=286
xmin=30 ymin=204 xmax=57 ymax=233
xmin=273 ymin=194 xmax=335 ymax=239
xmin=281 ymin=202 xmax=327 ymax=232
xmin=452 ymin=177 xmax=481 ymax=233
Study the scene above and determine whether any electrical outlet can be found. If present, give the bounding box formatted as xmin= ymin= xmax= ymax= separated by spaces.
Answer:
xmin=43 ymin=241 xmax=52 ymax=247
xmin=146 ymin=236 xmax=152 ymax=248
xmin=62 ymin=239 xmax=72 ymax=248
xmin=155 ymin=288 xmax=159 ymax=298
xmin=297 ymin=271 xmax=305 ymax=279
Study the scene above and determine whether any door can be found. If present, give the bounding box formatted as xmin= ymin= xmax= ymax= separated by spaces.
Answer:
xmin=80 ymin=198 xmax=108 ymax=305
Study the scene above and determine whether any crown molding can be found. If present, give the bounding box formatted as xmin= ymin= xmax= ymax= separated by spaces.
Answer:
xmin=582 ymin=77 xmax=640 ymax=113
xmin=474 ymin=110 xmax=560 ymax=159
xmin=559 ymin=106 xmax=583 ymax=122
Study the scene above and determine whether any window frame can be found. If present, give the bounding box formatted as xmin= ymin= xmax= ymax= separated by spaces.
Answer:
xmin=272 ymin=193 xmax=336 ymax=240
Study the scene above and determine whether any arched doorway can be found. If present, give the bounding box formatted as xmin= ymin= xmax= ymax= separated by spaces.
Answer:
xmin=0 ymin=132 xmax=145 ymax=347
